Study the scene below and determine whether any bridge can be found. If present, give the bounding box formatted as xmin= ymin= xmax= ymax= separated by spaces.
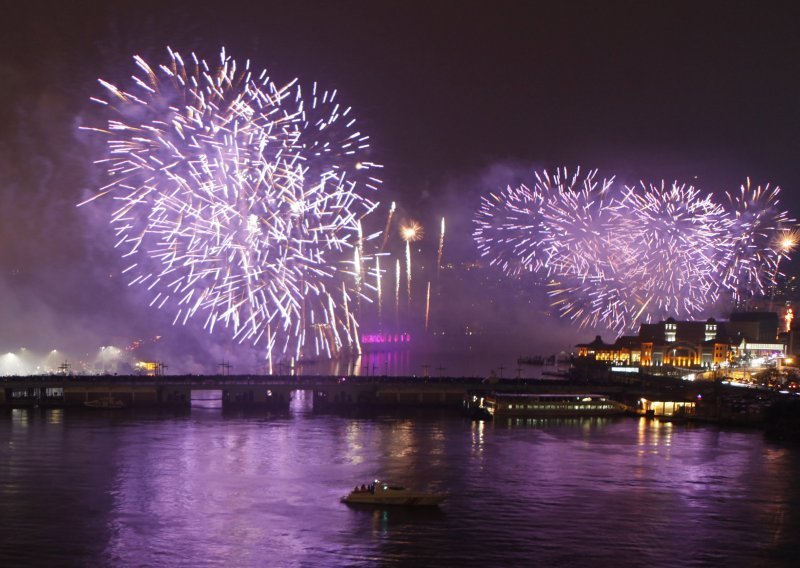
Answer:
xmin=0 ymin=374 xmax=624 ymax=411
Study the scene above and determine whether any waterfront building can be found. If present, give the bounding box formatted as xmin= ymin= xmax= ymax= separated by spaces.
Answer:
xmin=577 ymin=312 xmax=786 ymax=369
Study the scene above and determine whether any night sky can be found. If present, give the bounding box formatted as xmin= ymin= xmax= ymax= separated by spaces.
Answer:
xmin=1 ymin=1 xmax=799 ymax=372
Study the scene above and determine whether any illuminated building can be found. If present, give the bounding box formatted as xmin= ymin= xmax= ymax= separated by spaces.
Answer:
xmin=577 ymin=313 xmax=786 ymax=369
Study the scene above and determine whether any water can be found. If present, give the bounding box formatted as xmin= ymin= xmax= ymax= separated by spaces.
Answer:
xmin=2 ymin=395 xmax=799 ymax=567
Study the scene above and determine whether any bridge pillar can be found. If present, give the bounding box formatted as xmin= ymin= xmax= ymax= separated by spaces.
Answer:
xmin=222 ymin=385 xmax=290 ymax=410
xmin=312 ymin=384 xmax=377 ymax=411
xmin=156 ymin=386 xmax=191 ymax=408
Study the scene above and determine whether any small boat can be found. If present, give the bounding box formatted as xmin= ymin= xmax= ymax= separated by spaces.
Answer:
xmin=342 ymin=480 xmax=447 ymax=506
xmin=84 ymin=397 xmax=125 ymax=409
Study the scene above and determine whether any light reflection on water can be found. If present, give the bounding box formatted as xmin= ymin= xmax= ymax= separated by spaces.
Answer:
xmin=1 ymin=409 xmax=799 ymax=567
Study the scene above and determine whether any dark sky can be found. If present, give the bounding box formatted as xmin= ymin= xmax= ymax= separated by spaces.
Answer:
xmin=1 ymin=0 xmax=799 ymax=372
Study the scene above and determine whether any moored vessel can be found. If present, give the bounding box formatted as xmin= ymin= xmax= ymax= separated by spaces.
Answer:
xmin=481 ymin=393 xmax=628 ymax=418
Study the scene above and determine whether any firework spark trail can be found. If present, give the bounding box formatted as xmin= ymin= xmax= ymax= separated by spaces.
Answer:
xmin=395 ymin=259 xmax=401 ymax=327
xmin=425 ymin=280 xmax=431 ymax=332
xmin=437 ymin=217 xmax=446 ymax=276
xmin=400 ymin=220 xmax=422 ymax=307
xmin=354 ymin=220 xmax=364 ymax=312
xmin=405 ymin=241 xmax=412 ymax=306
xmin=474 ymin=167 xmax=797 ymax=334
xmin=375 ymin=255 xmax=382 ymax=326
xmin=379 ymin=201 xmax=396 ymax=252
xmin=82 ymin=47 xmax=382 ymax=364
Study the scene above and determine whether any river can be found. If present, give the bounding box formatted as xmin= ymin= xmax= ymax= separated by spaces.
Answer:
xmin=2 ymin=393 xmax=799 ymax=567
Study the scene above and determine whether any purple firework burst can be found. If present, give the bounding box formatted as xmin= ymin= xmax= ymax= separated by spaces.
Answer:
xmin=81 ymin=47 xmax=382 ymax=365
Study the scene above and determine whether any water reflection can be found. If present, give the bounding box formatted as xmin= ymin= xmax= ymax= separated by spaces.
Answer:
xmin=11 ymin=408 xmax=29 ymax=430
xmin=343 ymin=504 xmax=447 ymax=540
xmin=470 ymin=420 xmax=485 ymax=456
xmin=46 ymin=408 xmax=63 ymax=425
xmin=2 ymin=411 xmax=800 ymax=567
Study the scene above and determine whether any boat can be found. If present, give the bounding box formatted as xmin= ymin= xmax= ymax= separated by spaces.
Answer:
xmin=480 ymin=393 xmax=628 ymax=418
xmin=84 ymin=397 xmax=126 ymax=409
xmin=341 ymin=480 xmax=447 ymax=506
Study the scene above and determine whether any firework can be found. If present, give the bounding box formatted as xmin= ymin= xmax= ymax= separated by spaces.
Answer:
xmin=548 ymin=271 xmax=637 ymax=332
xmin=769 ymin=229 xmax=799 ymax=311
xmin=400 ymin=220 xmax=423 ymax=243
xmin=547 ymin=180 xmax=733 ymax=332
xmin=400 ymin=220 xmax=422 ymax=306
xmin=473 ymin=183 xmax=546 ymax=276
xmin=777 ymin=229 xmax=799 ymax=253
xmin=723 ymin=179 xmax=795 ymax=300
xmin=295 ymin=81 xmax=382 ymax=191
xmin=475 ymin=168 xmax=797 ymax=334
xmin=535 ymin=168 xmax=618 ymax=279
xmin=82 ymin=47 xmax=381 ymax=364
xmin=611 ymin=180 xmax=734 ymax=318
